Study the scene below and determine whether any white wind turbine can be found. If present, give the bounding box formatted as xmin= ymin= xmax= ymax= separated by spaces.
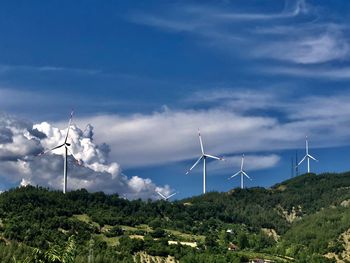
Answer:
xmin=156 ymin=191 xmax=177 ymax=201
xmin=186 ymin=129 xmax=224 ymax=194
xmin=297 ymin=136 xmax=318 ymax=173
xmin=38 ymin=111 xmax=81 ymax=194
xmin=228 ymin=154 xmax=252 ymax=189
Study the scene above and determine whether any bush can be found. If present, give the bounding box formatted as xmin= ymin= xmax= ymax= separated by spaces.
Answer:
xmin=105 ymin=226 xmax=123 ymax=237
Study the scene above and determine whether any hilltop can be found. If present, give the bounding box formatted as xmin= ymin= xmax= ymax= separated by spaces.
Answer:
xmin=0 ymin=172 xmax=350 ymax=262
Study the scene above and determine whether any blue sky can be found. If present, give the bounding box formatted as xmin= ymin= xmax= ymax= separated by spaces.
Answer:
xmin=1 ymin=0 xmax=350 ymax=199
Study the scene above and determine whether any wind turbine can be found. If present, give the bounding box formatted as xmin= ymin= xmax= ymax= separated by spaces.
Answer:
xmin=228 ymin=154 xmax=252 ymax=189
xmin=156 ymin=191 xmax=177 ymax=201
xmin=186 ymin=129 xmax=224 ymax=194
xmin=297 ymin=136 xmax=318 ymax=173
xmin=38 ymin=111 xmax=80 ymax=194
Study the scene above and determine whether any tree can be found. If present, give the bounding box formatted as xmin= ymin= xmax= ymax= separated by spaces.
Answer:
xmin=14 ymin=236 xmax=76 ymax=263
xmin=205 ymin=233 xmax=218 ymax=250
xmin=237 ymin=233 xmax=249 ymax=249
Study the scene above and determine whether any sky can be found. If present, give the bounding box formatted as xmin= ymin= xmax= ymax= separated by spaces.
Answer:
xmin=1 ymin=0 xmax=350 ymax=199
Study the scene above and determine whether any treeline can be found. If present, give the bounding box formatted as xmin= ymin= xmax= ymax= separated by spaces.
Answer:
xmin=0 ymin=171 xmax=349 ymax=262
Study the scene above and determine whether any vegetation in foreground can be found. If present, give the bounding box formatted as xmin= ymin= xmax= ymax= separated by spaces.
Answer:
xmin=0 ymin=171 xmax=350 ymax=262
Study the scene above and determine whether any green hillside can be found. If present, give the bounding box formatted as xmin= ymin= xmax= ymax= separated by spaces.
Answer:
xmin=0 ymin=172 xmax=350 ymax=262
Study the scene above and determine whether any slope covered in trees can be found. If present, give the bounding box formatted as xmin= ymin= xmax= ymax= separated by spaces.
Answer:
xmin=0 ymin=172 xmax=349 ymax=262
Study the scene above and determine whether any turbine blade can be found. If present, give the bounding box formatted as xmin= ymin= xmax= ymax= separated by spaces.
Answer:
xmin=156 ymin=191 xmax=166 ymax=199
xmin=229 ymin=171 xmax=241 ymax=179
xmin=242 ymin=171 xmax=252 ymax=181
xmin=241 ymin=154 xmax=245 ymax=170
xmin=198 ymin=129 xmax=204 ymax=154
xmin=297 ymin=155 xmax=307 ymax=166
xmin=167 ymin=192 xmax=177 ymax=199
xmin=67 ymin=147 xmax=83 ymax=166
xmin=186 ymin=156 xmax=203 ymax=174
xmin=37 ymin=143 xmax=65 ymax=156
xmin=305 ymin=137 xmax=308 ymax=154
xmin=308 ymin=154 xmax=318 ymax=162
xmin=64 ymin=111 xmax=74 ymax=144
xmin=204 ymin=154 xmax=223 ymax=161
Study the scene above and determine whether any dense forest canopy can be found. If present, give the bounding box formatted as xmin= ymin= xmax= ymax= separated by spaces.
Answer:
xmin=0 ymin=172 xmax=350 ymax=262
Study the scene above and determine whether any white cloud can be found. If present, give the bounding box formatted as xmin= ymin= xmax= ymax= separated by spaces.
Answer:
xmin=209 ymin=0 xmax=308 ymax=21
xmin=128 ymin=1 xmax=350 ymax=65
xmin=2 ymin=88 xmax=350 ymax=197
xmin=129 ymin=0 xmax=308 ymax=33
xmin=0 ymin=114 xmax=171 ymax=199
xmin=70 ymin=89 xmax=350 ymax=170
xmin=187 ymin=89 xmax=280 ymax=112
xmin=254 ymin=31 xmax=350 ymax=64
xmin=207 ymin=154 xmax=281 ymax=173
xmin=74 ymin=110 xmax=279 ymax=168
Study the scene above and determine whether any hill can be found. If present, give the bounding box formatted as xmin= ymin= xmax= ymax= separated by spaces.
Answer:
xmin=0 ymin=172 xmax=350 ymax=262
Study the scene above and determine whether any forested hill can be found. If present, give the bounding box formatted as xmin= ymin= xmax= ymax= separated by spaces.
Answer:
xmin=0 ymin=172 xmax=350 ymax=262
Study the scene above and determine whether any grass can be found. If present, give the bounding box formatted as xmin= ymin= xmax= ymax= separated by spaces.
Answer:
xmin=120 ymin=225 xmax=139 ymax=231
xmin=94 ymin=234 xmax=120 ymax=246
xmin=129 ymin=235 xmax=144 ymax=240
xmin=137 ymin=224 xmax=152 ymax=231
xmin=166 ymin=229 xmax=205 ymax=242
xmin=72 ymin=214 xmax=90 ymax=223
xmin=72 ymin=214 xmax=100 ymax=228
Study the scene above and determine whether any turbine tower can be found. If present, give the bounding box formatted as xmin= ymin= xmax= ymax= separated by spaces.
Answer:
xmin=38 ymin=111 xmax=80 ymax=194
xmin=228 ymin=154 xmax=252 ymax=189
xmin=156 ymin=191 xmax=177 ymax=201
xmin=186 ymin=129 xmax=224 ymax=194
xmin=297 ymin=136 xmax=318 ymax=174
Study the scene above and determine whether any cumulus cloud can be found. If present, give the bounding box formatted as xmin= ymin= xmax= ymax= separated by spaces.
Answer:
xmin=2 ymin=88 xmax=350 ymax=197
xmin=0 ymin=114 xmax=43 ymax=161
xmin=0 ymin=113 xmax=171 ymax=199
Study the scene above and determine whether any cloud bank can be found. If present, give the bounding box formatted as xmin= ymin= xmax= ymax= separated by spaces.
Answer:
xmin=2 ymin=89 xmax=350 ymax=197
xmin=0 ymin=113 xmax=171 ymax=199
xmin=69 ymin=89 xmax=350 ymax=171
